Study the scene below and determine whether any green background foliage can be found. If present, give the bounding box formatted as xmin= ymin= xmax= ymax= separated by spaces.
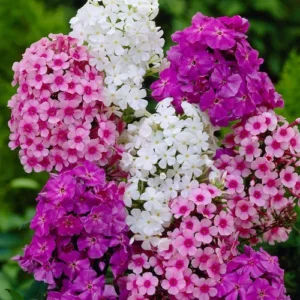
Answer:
xmin=0 ymin=0 xmax=299 ymax=299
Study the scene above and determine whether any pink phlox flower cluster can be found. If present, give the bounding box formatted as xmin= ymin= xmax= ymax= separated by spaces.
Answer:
xmin=215 ymin=107 xmax=299 ymax=245
xmin=14 ymin=161 xmax=131 ymax=299
xmin=8 ymin=34 xmax=124 ymax=173
xmin=216 ymin=246 xmax=290 ymax=300
xmin=151 ymin=13 xmax=283 ymax=126
xmin=126 ymin=183 xmax=241 ymax=299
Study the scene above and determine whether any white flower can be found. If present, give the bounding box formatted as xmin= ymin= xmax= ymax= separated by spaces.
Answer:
xmin=124 ymin=183 xmax=140 ymax=207
xmin=137 ymin=211 xmax=162 ymax=236
xmin=70 ymin=0 xmax=164 ymax=111
xmin=126 ymin=88 xmax=148 ymax=111
xmin=126 ymin=208 xmax=141 ymax=233
xmin=136 ymin=148 xmax=158 ymax=171
xmin=120 ymin=98 xmax=218 ymax=242
xmin=141 ymin=187 xmax=164 ymax=211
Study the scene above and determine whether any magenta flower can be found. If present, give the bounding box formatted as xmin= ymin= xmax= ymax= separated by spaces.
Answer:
xmin=246 ymin=278 xmax=279 ymax=300
xmin=15 ymin=163 xmax=131 ymax=297
xmin=72 ymin=270 xmax=104 ymax=299
xmin=60 ymin=251 xmax=90 ymax=281
xmin=151 ymin=13 xmax=283 ymax=126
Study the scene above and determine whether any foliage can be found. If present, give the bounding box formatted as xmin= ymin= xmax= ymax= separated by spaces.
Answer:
xmin=277 ymin=51 xmax=300 ymax=122
xmin=0 ymin=0 xmax=299 ymax=299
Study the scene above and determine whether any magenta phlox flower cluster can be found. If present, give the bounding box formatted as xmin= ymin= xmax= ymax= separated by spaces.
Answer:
xmin=15 ymin=161 xmax=131 ymax=299
xmin=125 ymin=183 xmax=242 ymax=299
xmin=215 ymin=107 xmax=300 ymax=245
xmin=8 ymin=34 xmax=124 ymax=173
xmin=151 ymin=13 xmax=283 ymax=126
xmin=216 ymin=246 xmax=290 ymax=300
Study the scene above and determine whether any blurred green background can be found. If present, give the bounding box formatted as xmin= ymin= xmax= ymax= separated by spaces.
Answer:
xmin=0 ymin=0 xmax=299 ymax=299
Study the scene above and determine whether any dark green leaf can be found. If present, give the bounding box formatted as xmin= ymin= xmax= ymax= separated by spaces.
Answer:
xmin=6 ymin=289 xmax=23 ymax=300
xmin=24 ymin=281 xmax=47 ymax=300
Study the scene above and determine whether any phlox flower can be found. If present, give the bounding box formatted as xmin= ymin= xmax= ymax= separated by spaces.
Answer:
xmin=173 ymin=231 xmax=200 ymax=256
xmin=239 ymin=138 xmax=261 ymax=162
xmin=235 ymin=200 xmax=257 ymax=220
xmin=280 ymin=166 xmax=298 ymax=188
xmin=214 ymin=211 xmax=235 ymax=236
xmin=193 ymin=278 xmax=217 ymax=300
xmin=171 ymin=197 xmax=195 ymax=219
xmin=8 ymin=34 xmax=123 ymax=173
xmin=195 ymin=219 xmax=218 ymax=244
xmin=128 ymin=254 xmax=150 ymax=274
xmin=136 ymin=272 xmax=158 ymax=296
xmin=161 ymin=269 xmax=186 ymax=295
xmin=249 ymin=184 xmax=269 ymax=207
xmin=225 ymin=175 xmax=244 ymax=194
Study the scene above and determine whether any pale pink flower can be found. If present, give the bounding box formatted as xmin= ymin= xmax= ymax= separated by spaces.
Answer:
xmin=171 ymin=197 xmax=195 ymax=219
xmin=165 ymin=254 xmax=189 ymax=272
xmin=227 ymin=155 xmax=251 ymax=177
xmin=214 ymin=211 xmax=234 ymax=236
xmin=249 ymin=184 xmax=269 ymax=206
xmin=20 ymin=151 xmax=42 ymax=173
xmin=22 ymin=100 xmax=40 ymax=122
xmin=239 ymin=138 xmax=261 ymax=161
xmin=182 ymin=268 xmax=198 ymax=294
xmin=274 ymin=123 xmax=295 ymax=143
xmin=161 ymin=269 xmax=186 ymax=295
xmin=48 ymin=52 xmax=69 ymax=70
xmin=245 ymin=115 xmax=267 ymax=135
xmin=225 ymin=175 xmax=244 ymax=194
xmin=262 ymin=111 xmax=277 ymax=131
xmin=39 ymin=100 xmax=60 ymax=124
xmin=206 ymin=258 xmax=226 ymax=280
xmin=136 ymin=272 xmax=158 ymax=296
xmin=197 ymin=203 xmax=217 ymax=219
xmin=193 ymin=278 xmax=217 ymax=300
xmin=191 ymin=247 xmax=215 ymax=271
xmin=128 ymin=254 xmax=150 ymax=274
xmin=84 ymin=139 xmax=104 ymax=162
xmin=235 ymin=200 xmax=257 ymax=220
xmin=149 ymin=257 xmax=164 ymax=276
xmin=262 ymin=172 xmax=280 ymax=196
xmin=251 ymin=157 xmax=275 ymax=179
xmin=195 ymin=219 xmax=217 ymax=244
xmin=29 ymin=138 xmax=50 ymax=158
xmin=27 ymin=72 xmax=47 ymax=89
xmin=67 ymin=128 xmax=90 ymax=151
xmin=57 ymin=99 xmax=82 ymax=125
xmin=189 ymin=187 xmax=212 ymax=206
xmin=280 ymin=166 xmax=298 ymax=188
xmin=48 ymin=70 xmax=70 ymax=92
xmin=173 ymin=231 xmax=200 ymax=256
xmin=76 ymin=79 xmax=100 ymax=103
xmin=18 ymin=120 xmax=38 ymax=138
xmin=270 ymin=190 xmax=288 ymax=210
xmin=263 ymin=227 xmax=290 ymax=245
xmin=289 ymin=132 xmax=300 ymax=153
xmin=180 ymin=216 xmax=200 ymax=233
xmin=265 ymin=135 xmax=288 ymax=157
xmin=98 ymin=121 xmax=117 ymax=145
xmin=234 ymin=126 xmax=250 ymax=143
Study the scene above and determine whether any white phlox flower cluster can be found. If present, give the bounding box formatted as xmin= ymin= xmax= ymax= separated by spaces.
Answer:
xmin=120 ymin=98 xmax=219 ymax=249
xmin=70 ymin=0 xmax=164 ymax=112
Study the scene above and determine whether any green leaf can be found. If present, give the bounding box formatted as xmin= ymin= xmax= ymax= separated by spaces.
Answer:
xmin=10 ymin=178 xmax=40 ymax=190
xmin=24 ymin=281 xmax=47 ymax=300
xmin=6 ymin=289 xmax=23 ymax=300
